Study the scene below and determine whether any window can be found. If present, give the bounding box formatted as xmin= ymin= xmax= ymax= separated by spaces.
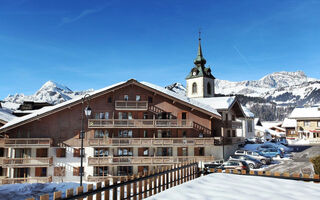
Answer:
xmin=318 ymin=121 xmax=320 ymax=127
xmin=118 ymin=112 xmax=123 ymax=119
xmin=143 ymin=113 xmax=148 ymax=119
xmin=199 ymin=132 xmax=203 ymax=138
xmin=182 ymin=147 xmax=188 ymax=156
xmin=128 ymin=112 xmax=132 ymax=120
xmin=124 ymin=95 xmax=129 ymax=101
xmin=105 ymin=112 xmax=109 ymax=119
xmin=207 ymin=82 xmax=211 ymax=95
xmin=94 ymin=166 xmax=108 ymax=176
xmin=182 ymin=112 xmax=187 ymax=120
xmin=35 ymin=167 xmax=47 ymax=177
xmin=107 ymin=97 xmax=112 ymax=103
xmin=304 ymin=121 xmax=311 ymax=127
xmin=136 ymin=95 xmax=141 ymax=101
xmin=227 ymin=130 xmax=231 ymax=137
xmin=99 ymin=112 xmax=104 ymax=119
xmin=73 ymin=167 xmax=84 ymax=176
xmin=232 ymin=115 xmax=236 ymax=121
xmin=143 ymin=130 xmax=148 ymax=138
xmin=232 ymin=130 xmax=236 ymax=137
xmin=54 ymin=167 xmax=66 ymax=176
xmin=56 ymin=148 xmax=66 ymax=158
xmin=118 ymin=148 xmax=133 ymax=156
xmin=148 ymin=97 xmax=153 ymax=103
xmin=182 ymin=131 xmax=187 ymax=138
xmin=94 ymin=130 xmax=109 ymax=138
xmin=118 ymin=130 xmax=133 ymax=138
xmin=73 ymin=148 xmax=81 ymax=157
xmin=94 ymin=148 xmax=109 ymax=157
xmin=192 ymin=82 xmax=197 ymax=94
xmin=143 ymin=149 xmax=149 ymax=156
xmin=247 ymin=120 xmax=253 ymax=132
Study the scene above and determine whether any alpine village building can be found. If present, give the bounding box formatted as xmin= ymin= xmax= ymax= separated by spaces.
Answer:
xmin=0 ymin=37 xmax=246 ymax=184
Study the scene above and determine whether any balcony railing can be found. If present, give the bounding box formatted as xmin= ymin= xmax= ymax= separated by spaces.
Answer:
xmin=88 ymin=156 xmax=214 ymax=166
xmin=88 ymin=119 xmax=193 ymax=128
xmin=115 ymin=101 xmax=148 ymax=110
xmin=88 ymin=137 xmax=217 ymax=147
xmin=1 ymin=176 xmax=52 ymax=184
xmin=223 ymin=121 xmax=242 ymax=129
xmin=4 ymin=138 xmax=52 ymax=147
xmin=213 ymin=137 xmax=245 ymax=145
xmin=3 ymin=157 xmax=53 ymax=167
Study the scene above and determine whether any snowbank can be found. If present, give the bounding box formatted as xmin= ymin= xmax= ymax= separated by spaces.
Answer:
xmin=147 ymin=173 xmax=320 ymax=200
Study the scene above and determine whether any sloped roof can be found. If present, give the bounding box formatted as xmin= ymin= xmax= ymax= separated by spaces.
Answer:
xmin=0 ymin=80 xmax=221 ymax=133
xmin=241 ymin=106 xmax=255 ymax=118
xmin=282 ymin=118 xmax=297 ymax=128
xmin=0 ymin=109 xmax=17 ymax=123
xmin=195 ymin=96 xmax=236 ymax=110
xmin=289 ymin=106 xmax=320 ymax=119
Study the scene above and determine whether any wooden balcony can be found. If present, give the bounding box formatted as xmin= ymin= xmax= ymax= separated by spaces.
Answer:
xmin=4 ymin=138 xmax=52 ymax=148
xmin=88 ymin=156 xmax=214 ymax=166
xmin=213 ymin=137 xmax=245 ymax=145
xmin=1 ymin=176 xmax=52 ymax=184
xmin=3 ymin=157 xmax=53 ymax=167
xmin=223 ymin=121 xmax=242 ymax=129
xmin=88 ymin=137 xmax=216 ymax=147
xmin=115 ymin=101 xmax=148 ymax=110
xmin=88 ymin=119 xmax=193 ymax=128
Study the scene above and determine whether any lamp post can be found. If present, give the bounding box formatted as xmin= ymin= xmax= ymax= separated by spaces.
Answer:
xmin=80 ymin=94 xmax=91 ymax=186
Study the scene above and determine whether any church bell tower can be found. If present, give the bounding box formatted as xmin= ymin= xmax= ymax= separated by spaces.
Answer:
xmin=186 ymin=34 xmax=215 ymax=98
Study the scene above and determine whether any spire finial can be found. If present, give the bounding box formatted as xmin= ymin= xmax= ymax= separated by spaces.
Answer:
xmin=198 ymin=28 xmax=201 ymax=41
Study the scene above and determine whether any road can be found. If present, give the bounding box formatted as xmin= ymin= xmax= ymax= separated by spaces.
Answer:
xmin=264 ymin=145 xmax=320 ymax=175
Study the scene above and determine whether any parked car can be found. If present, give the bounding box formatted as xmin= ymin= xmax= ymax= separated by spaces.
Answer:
xmin=229 ymin=155 xmax=262 ymax=169
xmin=204 ymin=163 xmax=222 ymax=174
xmin=277 ymin=137 xmax=288 ymax=146
xmin=217 ymin=160 xmax=250 ymax=173
xmin=234 ymin=150 xmax=272 ymax=165
xmin=258 ymin=148 xmax=284 ymax=158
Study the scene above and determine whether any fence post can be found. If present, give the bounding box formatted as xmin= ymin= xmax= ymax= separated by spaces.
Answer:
xmin=138 ymin=173 xmax=143 ymax=200
xmin=157 ymin=168 xmax=161 ymax=193
xmin=66 ymin=188 xmax=74 ymax=198
xmin=153 ymin=170 xmax=157 ymax=195
xmin=96 ymin=182 xmax=102 ymax=200
xmin=143 ymin=172 xmax=148 ymax=198
xmin=120 ymin=177 xmax=125 ymax=200
xmin=132 ymin=175 xmax=137 ymax=200
xmin=166 ymin=166 xmax=169 ymax=189
xmin=170 ymin=165 xmax=173 ymax=187
xmin=148 ymin=171 xmax=152 ymax=197
xmin=40 ymin=194 xmax=49 ymax=200
xmin=126 ymin=176 xmax=132 ymax=200
xmin=112 ymin=178 xmax=117 ymax=200
xmin=104 ymin=179 xmax=109 ymax=200
xmin=174 ymin=164 xmax=178 ymax=186
xmin=76 ymin=186 xmax=83 ymax=200
xmin=87 ymin=184 xmax=93 ymax=200
xmin=53 ymin=191 xmax=62 ymax=200
xmin=177 ymin=164 xmax=181 ymax=185
xmin=161 ymin=167 xmax=165 ymax=191
xmin=187 ymin=162 xmax=190 ymax=181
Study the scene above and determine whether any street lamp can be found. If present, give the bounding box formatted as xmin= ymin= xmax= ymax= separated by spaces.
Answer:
xmin=80 ymin=94 xmax=91 ymax=186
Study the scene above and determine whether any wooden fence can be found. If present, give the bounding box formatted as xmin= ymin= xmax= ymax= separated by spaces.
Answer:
xmin=209 ymin=168 xmax=320 ymax=183
xmin=26 ymin=162 xmax=199 ymax=200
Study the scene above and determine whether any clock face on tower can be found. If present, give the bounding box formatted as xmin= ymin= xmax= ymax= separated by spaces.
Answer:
xmin=192 ymin=71 xmax=197 ymax=76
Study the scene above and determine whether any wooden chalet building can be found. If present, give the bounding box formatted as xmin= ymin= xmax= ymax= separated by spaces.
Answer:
xmin=0 ymin=37 xmax=245 ymax=184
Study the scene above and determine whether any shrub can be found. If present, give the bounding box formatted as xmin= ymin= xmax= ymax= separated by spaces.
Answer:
xmin=310 ymin=155 xmax=320 ymax=175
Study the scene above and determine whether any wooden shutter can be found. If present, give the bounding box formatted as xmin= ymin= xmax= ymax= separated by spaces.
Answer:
xmin=73 ymin=167 xmax=80 ymax=176
xmin=74 ymin=148 xmax=81 ymax=157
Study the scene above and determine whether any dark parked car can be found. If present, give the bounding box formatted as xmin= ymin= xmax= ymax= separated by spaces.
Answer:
xmin=218 ymin=160 xmax=250 ymax=173
xmin=204 ymin=163 xmax=223 ymax=174
xmin=229 ymin=155 xmax=262 ymax=169
xmin=258 ymin=148 xmax=284 ymax=158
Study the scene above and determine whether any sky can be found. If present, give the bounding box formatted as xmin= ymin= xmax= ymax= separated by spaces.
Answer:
xmin=0 ymin=0 xmax=320 ymax=99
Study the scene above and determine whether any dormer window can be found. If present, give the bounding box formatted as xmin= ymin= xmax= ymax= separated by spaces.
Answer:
xmin=124 ymin=95 xmax=129 ymax=101
xmin=192 ymin=82 xmax=197 ymax=94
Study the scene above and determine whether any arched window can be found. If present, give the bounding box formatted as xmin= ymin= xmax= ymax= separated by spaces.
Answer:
xmin=192 ymin=82 xmax=197 ymax=94
xmin=207 ymin=82 xmax=211 ymax=95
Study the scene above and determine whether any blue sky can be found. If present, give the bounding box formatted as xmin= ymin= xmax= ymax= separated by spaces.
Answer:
xmin=1 ymin=0 xmax=320 ymax=99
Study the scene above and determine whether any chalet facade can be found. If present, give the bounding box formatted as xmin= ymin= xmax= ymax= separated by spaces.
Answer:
xmin=0 ymin=38 xmax=246 ymax=184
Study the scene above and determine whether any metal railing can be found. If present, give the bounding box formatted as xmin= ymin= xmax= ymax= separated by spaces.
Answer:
xmin=88 ymin=119 xmax=193 ymax=128
xmin=115 ymin=101 xmax=148 ymax=110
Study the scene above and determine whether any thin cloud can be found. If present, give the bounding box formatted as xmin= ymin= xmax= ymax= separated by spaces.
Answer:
xmin=58 ymin=7 xmax=105 ymax=26
xmin=233 ymin=45 xmax=252 ymax=68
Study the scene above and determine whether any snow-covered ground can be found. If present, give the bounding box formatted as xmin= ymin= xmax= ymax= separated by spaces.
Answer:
xmin=146 ymin=173 xmax=320 ymax=200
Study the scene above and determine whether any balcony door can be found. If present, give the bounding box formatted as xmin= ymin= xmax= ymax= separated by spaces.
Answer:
xmin=14 ymin=148 xmax=31 ymax=158
xmin=14 ymin=168 xmax=29 ymax=178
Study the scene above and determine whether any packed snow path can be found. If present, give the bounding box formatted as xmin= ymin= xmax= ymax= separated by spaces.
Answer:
xmin=147 ymin=173 xmax=320 ymax=200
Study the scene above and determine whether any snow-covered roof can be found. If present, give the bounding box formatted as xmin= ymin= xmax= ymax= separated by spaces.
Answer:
xmin=140 ymin=82 xmax=220 ymax=117
xmin=241 ymin=106 xmax=255 ymax=118
xmin=261 ymin=121 xmax=282 ymax=129
xmin=0 ymin=80 xmax=221 ymax=132
xmin=0 ymin=81 xmax=125 ymax=131
xmin=281 ymin=118 xmax=297 ymax=128
xmin=194 ymin=96 xmax=236 ymax=110
xmin=0 ymin=109 xmax=17 ymax=123
xmin=289 ymin=106 xmax=320 ymax=119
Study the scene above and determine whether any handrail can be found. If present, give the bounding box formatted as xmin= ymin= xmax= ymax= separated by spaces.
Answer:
xmin=4 ymin=138 xmax=52 ymax=146
xmin=115 ymin=101 xmax=148 ymax=110
xmin=3 ymin=157 xmax=53 ymax=166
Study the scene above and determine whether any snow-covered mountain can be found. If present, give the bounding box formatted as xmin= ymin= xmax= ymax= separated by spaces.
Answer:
xmin=4 ymin=81 xmax=92 ymax=106
xmin=215 ymin=71 xmax=317 ymax=97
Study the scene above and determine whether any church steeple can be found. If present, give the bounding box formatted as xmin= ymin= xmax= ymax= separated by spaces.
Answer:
xmin=194 ymin=34 xmax=206 ymax=67
xmin=185 ymin=32 xmax=216 ymax=98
